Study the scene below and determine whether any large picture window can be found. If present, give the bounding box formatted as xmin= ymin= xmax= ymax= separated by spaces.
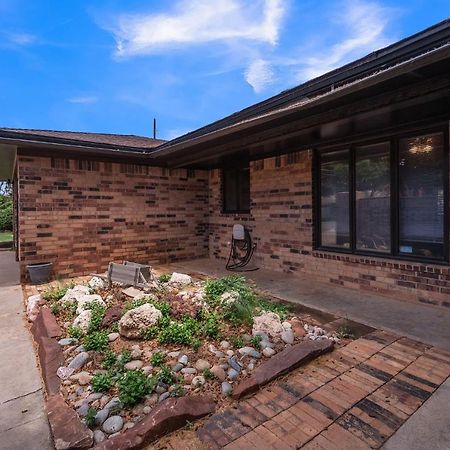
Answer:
xmin=316 ymin=131 xmax=447 ymax=261
xmin=222 ymin=165 xmax=250 ymax=213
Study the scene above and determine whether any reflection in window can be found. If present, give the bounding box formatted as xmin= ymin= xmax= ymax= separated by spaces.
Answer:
xmin=222 ymin=166 xmax=250 ymax=213
xmin=399 ymin=133 xmax=444 ymax=259
xmin=355 ymin=143 xmax=391 ymax=253
xmin=320 ymin=150 xmax=350 ymax=248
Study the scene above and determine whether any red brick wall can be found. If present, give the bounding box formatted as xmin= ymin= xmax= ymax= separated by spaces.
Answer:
xmin=208 ymin=151 xmax=450 ymax=309
xmin=17 ymin=155 xmax=209 ymax=280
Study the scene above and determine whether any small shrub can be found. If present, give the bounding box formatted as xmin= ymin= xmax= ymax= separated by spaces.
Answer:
xmin=85 ymin=407 xmax=97 ymax=429
xmin=191 ymin=337 xmax=201 ymax=352
xmin=250 ymin=335 xmax=262 ymax=349
xmin=204 ymin=275 xmax=250 ymax=306
xmin=203 ymin=368 xmax=215 ymax=380
xmin=118 ymin=370 xmax=153 ymax=406
xmin=170 ymin=384 xmax=185 ymax=397
xmin=255 ymin=298 xmax=288 ymax=320
xmin=91 ymin=372 xmax=113 ymax=392
xmin=42 ymin=285 xmax=69 ymax=302
xmin=336 ymin=324 xmax=355 ymax=339
xmin=200 ymin=311 xmax=221 ymax=339
xmin=62 ymin=300 xmax=77 ymax=317
xmin=150 ymin=351 xmax=165 ymax=367
xmin=156 ymin=365 xmax=175 ymax=385
xmin=50 ymin=303 xmax=60 ymax=315
xmin=102 ymin=350 xmax=117 ymax=370
xmin=230 ymin=335 xmax=244 ymax=348
xmin=109 ymin=322 xmax=119 ymax=333
xmin=83 ymin=331 xmax=109 ymax=351
xmin=157 ymin=317 xmax=199 ymax=347
xmin=140 ymin=326 xmax=159 ymax=340
xmin=86 ymin=301 xmax=106 ymax=333
xmin=158 ymin=274 xmax=171 ymax=283
xmin=68 ymin=325 xmax=83 ymax=340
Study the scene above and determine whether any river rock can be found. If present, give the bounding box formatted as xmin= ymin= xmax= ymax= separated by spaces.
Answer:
xmin=281 ymin=330 xmax=295 ymax=344
xmin=263 ymin=347 xmax=276 ymax=357
xmin=108 ymin=332 xmax=119 ymax=342
xmin=58 ymin=338 xmax=77 ymax=346
xmin=178 ymin=354 xmax=188 ymax=365
xmin=195 ymin=359 xmax=211 ymax=371
xmin=102 ymin=305 xmax=124 ymax=328
xmin=238 ymin=347 xmax=261 ymax=359
xmin=210 ymin=365 xmax=226 ymax=381
xmin=169 ymin=272 xmax=192 ymax=285
xmin=102 ymin=415 xmax=124 ymax=434
xmin=93 ymin=429 xmax=106 ymax=444
xmin=222 ymin=382 xmax=233 ymax=396
xmin=227 ymin=368 xmax=239 ymax=380
xmin=192 ymin=376 xmax=206 ymax=387
xmin=68 ymin=352 xmax=91 ymax=370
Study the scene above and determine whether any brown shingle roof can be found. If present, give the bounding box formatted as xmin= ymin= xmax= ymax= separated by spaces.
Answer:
xmin=0 ymin=128 xmax=165 ymax=149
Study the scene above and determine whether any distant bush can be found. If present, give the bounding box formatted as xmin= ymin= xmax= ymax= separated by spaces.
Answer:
xmin=0 ymin=195 xmax=12 ymax=232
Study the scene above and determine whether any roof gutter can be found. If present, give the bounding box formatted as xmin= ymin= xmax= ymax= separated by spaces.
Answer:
xmin=150 ymin=43 xmax=450 ymax=159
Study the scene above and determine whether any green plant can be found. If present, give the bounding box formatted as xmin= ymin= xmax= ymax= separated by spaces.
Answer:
xmin=170 ymin=384 xmax=185 ymax=397
xmin=156 ymin=365 xmax=175 ymax=385
xmin=191 ymin=337 xmax=201 ymax=352
xmin=150 ymin=351 xmax=165 ymax=367
xmin=91 ymin=372 xmax=113 ymax=392
xmin=68 ymin=325 xmax=83 ymax=340
xmin=204 ymin=275 xmax=250 ymax=305
xmin=109 ymin=322 xmax=119 ymax=333
xmin=42 ymin=285 xmax=69 ymax=302
xmin=86 ymin=301 xmax=106 ymax=333
xmin=203 ymin=368 xmax=215 ymax=380
xmin=62 ymin=300 xmax=77 ymax=317
xmin=255 ymin=298 xmax=289 ymax=320
xmin=85 ymin=407 xmax=97 ymax=429
xmin=102 ymin=350 xmax=117 ymax=370
xmin=250 ymin=335 xmax=262 ymax=349
xmin=157 ymin=317 xmax=199 ymax=347
xmin=230 ymin=335 xmax=244 ymax=348
xmin=118 ymin=370 xmax=153 ymax=406
xmin=158 ymin=274 xmax=171 ymax=283
xmin=140 ymin=326 xmax=159 ymax=340
xmin=0 ymin=194 xmax=12 ymax=231
xmin=336 ymin=324 xmax=355 ymax=339
xmin=124 ymin=296 xmax=171 ymax=316
xmin=83 ymin=331 xmax=109 ymax=351
xmin=200 ymin=311 xmax=221 ymax=339
xmin=50 ymin=303 xmax=60 ymax=315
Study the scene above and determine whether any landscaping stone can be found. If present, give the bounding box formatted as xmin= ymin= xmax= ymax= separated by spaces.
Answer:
xmin=159 ymin=392 xmax=170 ymax=402
xmin=99 ymin=395 xmax=111 ymax=408
xmin=104 ymin=397 xmax=121 ymax=411
xmin=220 ymin=340 xmax=230 ymax=349
xmin=238 ymin=347 xmax=261 ymax=359
xmin=86 ymin=393 xmax=103 ymax=403
xmin=76 ymin=402 xmax=90 ymax=417
xmin=142 ymin=365 xmax=153 ymax=375
xmin=73 ymin=310 xmax=92 ymax=333
xmin=178 ymin=354 xmax=188 ymax=365
xmin=169 ymin=272 xmax=192 ymax=285
xmin=70 ymin=371 xmax=92 ymax=386
xmin=35 ymin=336 xmax=64 ymax=395
xmin=220 ymin=291 xmax=240 ymax=306
xmin=102 ymin=305 xmax=124 ymax=328
xmin=172 ymin=363 xmax=183 ymax=373
xmin=289 ymin=318 xmax=307 ymax=337
xmin=107 ymin=332 xmax=119 ymax=342
xmin=130 ymin=345 xmax=142 ymax=359
xmin=262 ymin=347 xmax=276 ymax=357
xmin=47 ymin=394 xmax=93 ymax=450
xmin=227 ymin=356 xmax=241 ymax=372
xmin=194 ymin=359 xmax=211 ymax=371
xmin=143 ymin=406 xmax=151 ymax=414
xmin=76 ymin=294 xmax=105 ymax=314
xmin=74 ymin=345 xmax=86 ymax=353
xmin=227 ymin=368 xmax=239 ymax=380
xmin=281 ymin=329 xmax=295 ymax=344
xmin=181 ymin=367 xmax=197 ymax=375
xmin=57 ymin=366 xmax=75 ymax=380
xmin=68 ymin=352 xmax=91 ymax=370
xmin=122 ymin=287 xmax=144 ymax=298
xmin=155 ymin=385 xmax=167 ymax=394
xmin=60 ymin=285 xmax=90 ymax=304
xmin=119 ymin=304 xmax=162 ymax=339
xmin=260 ymin=340 xmax=274 ymax=349
xmin=167 ymin=351 xmax=180 ymax=358
xmin=58 ymin=337 xmax=76 ymax=346
xmin=192 ymin=375 xmax=206 ymax=387
xmin=93 ymin=396 xmax=215 ymax=450
xmin=124 ymin=360 xmax=144 ymax=370
xmin=221 ymin=382 xmax=233 ymax=396
xmin=27 ymin=294 xmax=43 ymax=322
xmin=252 ymin=312 xmax=283 ymax=339
xmin=102 ymin=415 xmax=124 ymax=434
xmin=210 ymin=365 xmax=226 ymax=381
xmin=93 ymin=430 xmax=106 ymax=444
xmin=95 ymin=408 xmax=110 ymax=426
xmin=233 ymin=339 xmax=334 ymax=399
xmin=33 ymin=308 xmax=62 ymax=338
xmin=89 ymin=276 xmax=107 ymax=289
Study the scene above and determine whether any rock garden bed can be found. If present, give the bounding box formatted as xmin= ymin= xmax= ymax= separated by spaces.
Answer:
xmin=26 ymin=270 xmax=346 ymax=448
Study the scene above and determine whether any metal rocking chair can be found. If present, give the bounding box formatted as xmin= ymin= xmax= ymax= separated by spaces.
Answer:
xmin=226 ymin=224 xmax=258 ymax=272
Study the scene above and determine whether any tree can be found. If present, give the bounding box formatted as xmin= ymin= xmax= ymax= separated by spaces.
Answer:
xmin=0 ymin=181 xmax=12 ymax=231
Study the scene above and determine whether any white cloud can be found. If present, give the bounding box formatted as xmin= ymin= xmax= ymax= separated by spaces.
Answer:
xmin=110 ymin=0 xmax=285 ymax=56
xmin=245 ymin=59 xmax=275 ymax=93
xmin=68 ymin=96 xmax=98 ymax=105
xmin=3 ymin=32 xmax=38 ymax=46
xmin=296 ymin=0 xmax=394 ymax=81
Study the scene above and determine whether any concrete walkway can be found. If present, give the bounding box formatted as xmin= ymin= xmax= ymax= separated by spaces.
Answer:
xmin=168 ymin=258 xmax=450 ymax=350
xmin=0 ymin=251 xmax=53 ymax=450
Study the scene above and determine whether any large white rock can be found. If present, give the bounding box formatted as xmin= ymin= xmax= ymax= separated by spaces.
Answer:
xmin=252 ymin=312 xmax=284 ymax=339
xmin=27 ymin=294 xmax=42 ymax=322
xmin=89 ymin=276 xmax=107 ymax=290
xmin=220 ymin=291 xmax=240 ymax=306
xmin=59 ymin=285 xmax=90 ymax=304
xmin=169 ymin=272 xmax=192 ymax=285
xmin=76 ymin=294 xmax=105 ymax=314
xmin=119 ymin=304 xmax=162 ymax=339
xmin=73 ymin=309 xmax=92 ymax=333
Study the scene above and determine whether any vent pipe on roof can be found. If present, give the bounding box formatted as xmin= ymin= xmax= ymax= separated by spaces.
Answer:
xmin=153 ymin=118 xmax=157 ymax=139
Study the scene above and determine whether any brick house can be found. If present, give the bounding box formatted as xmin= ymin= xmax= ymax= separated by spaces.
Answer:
xmin=1 ymin=20 xmax=450 ymax=308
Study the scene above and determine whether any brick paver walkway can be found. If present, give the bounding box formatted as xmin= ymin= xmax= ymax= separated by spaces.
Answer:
xmin=156 ymin=330 xmax=450 ymax=450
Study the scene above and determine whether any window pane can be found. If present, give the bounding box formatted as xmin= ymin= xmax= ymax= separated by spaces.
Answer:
xmin=223 ymin=170 xmax=238 ymax=212
xmin=355 ymin=142 xmax=391 ymax=253
xmin=320 ymin=150 xmax=350 ymax=248
xmin=399 ymin=133 xmax=444 ymax=259
xmin=238 ymin=168 xmax=250 ymax=211
xmin=223 ymin=166 xmax=250 ymax=213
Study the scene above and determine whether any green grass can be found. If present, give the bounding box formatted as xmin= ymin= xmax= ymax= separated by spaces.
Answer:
xmin=0 ymin=231 xmax=12 ymax=242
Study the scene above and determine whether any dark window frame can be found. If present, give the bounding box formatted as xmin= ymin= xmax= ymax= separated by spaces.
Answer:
xmin=221 ymin=164 xmax=251 ymax=214
xmin=314 ymin=126 xmax=449 ymax=264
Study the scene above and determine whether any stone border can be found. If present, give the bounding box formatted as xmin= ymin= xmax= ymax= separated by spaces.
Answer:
xmin=93 ymin=396 xmax=216 ymax=450
xmin=232 ymin=339 xmax=335 ymax=399
xmin=30 ymin=308 xmax=217 ymax=450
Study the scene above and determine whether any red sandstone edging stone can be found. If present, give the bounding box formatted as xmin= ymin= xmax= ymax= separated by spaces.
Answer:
xmin=93 ymin=396 xmax=216 ymax=450
xmin=232 ymin=339 xmax=335 ymax=399
xmin=47 ymin=394 xmax=93 ymax=450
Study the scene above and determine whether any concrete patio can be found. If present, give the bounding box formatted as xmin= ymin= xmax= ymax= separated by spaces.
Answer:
xmin=166 ymin=258 xmax=450 ymax=350
xmin=0 ymin=251 xmax=52 ymax=450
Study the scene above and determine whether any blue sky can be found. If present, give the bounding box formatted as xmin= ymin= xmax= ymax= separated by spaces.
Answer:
xmin=0 ymin=0 xmax=448 ymax=141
